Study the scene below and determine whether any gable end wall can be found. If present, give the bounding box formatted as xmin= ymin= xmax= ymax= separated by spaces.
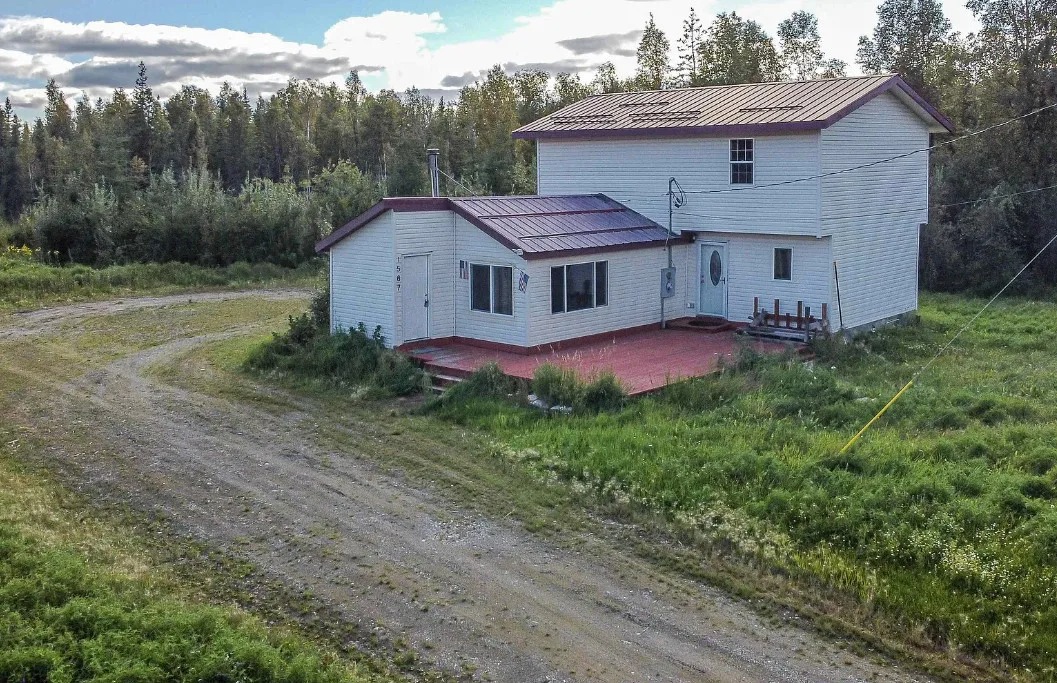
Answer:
xmin=821 ymin=91 xmax=930 ymax=329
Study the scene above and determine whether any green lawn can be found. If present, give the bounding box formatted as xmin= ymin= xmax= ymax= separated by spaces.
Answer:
xmin=426 ymin=293 xmax=1057 ymax=678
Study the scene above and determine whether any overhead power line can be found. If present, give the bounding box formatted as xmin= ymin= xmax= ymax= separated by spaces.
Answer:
xmin=668 ymin=100 xmax=1057 ymax=197
xmin=674 ymin=182 xmax=1057 ymax=225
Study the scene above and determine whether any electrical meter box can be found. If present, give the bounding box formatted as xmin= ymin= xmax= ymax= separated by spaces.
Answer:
xmin=660 ymin=267 xmax=676 ymax=299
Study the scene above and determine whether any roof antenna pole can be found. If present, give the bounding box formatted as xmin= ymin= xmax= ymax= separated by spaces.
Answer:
xmin=427 ymin=148 xmax=440 ymax=197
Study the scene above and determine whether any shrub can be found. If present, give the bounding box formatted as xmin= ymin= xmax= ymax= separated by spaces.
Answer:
xmin=531 ymin=364 xmax=583 ymax=408
xmin=443 ymin=362 xmax=521 ymax=403
xmin=245 ymin=314 xmax=425 ymax=397
xmin=310 ymin=286 xmax=330 ymax=329
xmin=580 ymin=372 xmax=627 ymax=413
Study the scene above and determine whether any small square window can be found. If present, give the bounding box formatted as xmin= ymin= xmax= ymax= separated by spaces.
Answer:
xmin=773 ymin=248 xmax=792 ymax=281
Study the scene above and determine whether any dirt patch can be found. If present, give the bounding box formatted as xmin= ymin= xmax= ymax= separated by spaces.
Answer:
xmin=1 ymin=291 xmax=934 ymax=683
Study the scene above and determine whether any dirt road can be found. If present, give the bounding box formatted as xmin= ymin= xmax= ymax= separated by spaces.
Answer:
xmin=1 ymin=292 xmax=932 ymax=683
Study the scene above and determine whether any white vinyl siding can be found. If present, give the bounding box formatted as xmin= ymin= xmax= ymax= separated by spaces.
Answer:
xmin=685 ymin=233 xmax=832 ymax=325
xmin=527 ymin=245 xmax=688 ymax=347
xmin=393 ymin=211 xmax=456 ymax=344
xmin=822 ymin=91 xmax=929 ymax=329
xmin=329 ymin=211 xmax=396 ymax=343
xmin=536 ymin=133 xmax=821 ymax=237
xmin=454 ymin=216 xmax=529 ymax=346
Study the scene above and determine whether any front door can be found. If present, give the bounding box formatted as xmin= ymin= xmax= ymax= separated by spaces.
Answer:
xmin=698 ymin=243 xmax=727 ymax=318
xmin=401 ymin=254 xmax=429 ymax=341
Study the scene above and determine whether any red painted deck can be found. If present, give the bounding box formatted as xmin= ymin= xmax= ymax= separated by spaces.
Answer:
xmin=403 ymin=329 xmax=798 ymax=395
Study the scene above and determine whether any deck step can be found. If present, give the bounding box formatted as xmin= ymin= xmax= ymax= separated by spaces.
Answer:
xmin=429 ymin=373 xmax=465 ymax=389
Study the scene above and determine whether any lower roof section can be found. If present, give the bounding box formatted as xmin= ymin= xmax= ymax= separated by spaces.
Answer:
xmin=315 ymin=194 xmax=689 ymax=259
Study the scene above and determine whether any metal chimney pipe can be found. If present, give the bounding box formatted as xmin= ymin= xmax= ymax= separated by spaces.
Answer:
xmin=427 ymin=148 xmax=440 ymax=197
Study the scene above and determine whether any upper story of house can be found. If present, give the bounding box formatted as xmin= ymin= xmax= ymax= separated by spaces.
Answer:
xmin=513 ymin=75 xmax=954 ymax=239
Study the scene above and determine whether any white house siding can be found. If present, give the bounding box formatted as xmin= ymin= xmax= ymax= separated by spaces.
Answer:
xmin=454 ymin=216 xmax=529 ymax=347
xmin=536 ymin=134 xmax=822 ymax=237
xmin=527 ymin=244 xmax=688 ymax=347
xmin=392 ymin=210 xmax=456 ymax=345
xmin=686 ymin=232 xmax=832 ymax=325
xmin=329 ymin=211 xmax=396 ymax=342
xmin=822 ymin=91 xmax=930 ymax=329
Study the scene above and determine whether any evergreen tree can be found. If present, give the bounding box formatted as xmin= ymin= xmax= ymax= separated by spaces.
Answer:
xmin=676 ymin=8 xmax=704 ymax=86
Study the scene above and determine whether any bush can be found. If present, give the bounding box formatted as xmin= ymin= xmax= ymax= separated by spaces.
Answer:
xmin=531 ymin=364 xmax=583 ymax=408
xmin=245 ymin=315 xmax=425 ymax=397
xmin=442 ymin=362 xmax=521 ymax=403
xmin=580 ymin=372 xmax=627 ymax=413
xmin=529 ymin=365 xmax=626 ymax=413
xmin=310 ymin=286 xmax=330 ymax=329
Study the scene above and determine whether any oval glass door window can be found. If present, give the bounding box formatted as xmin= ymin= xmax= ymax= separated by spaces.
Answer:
xmin=709 ymin=250 xmax=722 ymax=286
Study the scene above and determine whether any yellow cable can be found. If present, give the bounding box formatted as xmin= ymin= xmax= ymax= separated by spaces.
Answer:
xmin=838 ymin=379 xmax=914 ymax=455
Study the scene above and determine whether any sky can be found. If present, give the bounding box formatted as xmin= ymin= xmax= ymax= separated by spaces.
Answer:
xmin=0 ymin=0 xmax=981 ymax=119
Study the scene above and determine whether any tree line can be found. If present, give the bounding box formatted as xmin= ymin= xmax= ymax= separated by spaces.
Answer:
xmin=0 ymin=0 xmax=1055 ymax=291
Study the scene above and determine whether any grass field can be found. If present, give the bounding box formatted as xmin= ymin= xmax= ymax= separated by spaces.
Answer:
xmin=0 ymin=431 xmax=401 ymax=683
xmin=420 ymin=293 xmax=1057 ymax=679
xmin=0 ymin=245 xmax=323 ymax=312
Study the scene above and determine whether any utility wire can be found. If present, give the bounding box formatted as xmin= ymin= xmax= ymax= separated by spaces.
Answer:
xmin=838 ymin=225 xmax=1057 ymax=455
xmin=437 ymin=168 xmax=479 ymax=197
xmin=666 ymin=101 xmax=1057 ymax=197
xmin=674 ymin=182 xmax=1057 ymax=225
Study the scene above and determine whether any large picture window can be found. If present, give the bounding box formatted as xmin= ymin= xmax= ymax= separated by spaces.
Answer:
xmin=551 ymin=261 xmax=608 ymax=313
xmin=730 ymin=138 xmax=754 ymax=184
xmin=470 ymin=264 xmax=513 ymax=315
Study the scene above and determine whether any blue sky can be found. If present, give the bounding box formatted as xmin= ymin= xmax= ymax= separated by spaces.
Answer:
xmin=0 ymin=0 xmax=979 ymax=119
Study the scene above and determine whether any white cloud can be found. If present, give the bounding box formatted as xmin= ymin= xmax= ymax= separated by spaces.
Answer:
xmin=0 ymin=0 xmax=982 ymax=116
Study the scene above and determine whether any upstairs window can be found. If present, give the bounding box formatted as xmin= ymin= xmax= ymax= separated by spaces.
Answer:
xmin=730 ymin=139 xmax=754 ymax=184
xmin=470 ymin=264 xmax=513 ymax=315
xmin=551 ymin=261 xmax=608 ymax=313
xmin=773 ymin=248 xmax=792 ymax=280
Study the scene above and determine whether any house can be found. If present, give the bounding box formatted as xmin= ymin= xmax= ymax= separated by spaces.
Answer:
xmin=316 ymin=74 xmax=953 ymax=351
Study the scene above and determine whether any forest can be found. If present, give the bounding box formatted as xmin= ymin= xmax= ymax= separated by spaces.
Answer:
xmin=0 ymin=0 xmax=1055 ymax=292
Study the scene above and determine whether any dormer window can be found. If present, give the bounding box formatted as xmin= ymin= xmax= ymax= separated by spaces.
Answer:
xmin=730 ymin=139 xmax=754 ymax=184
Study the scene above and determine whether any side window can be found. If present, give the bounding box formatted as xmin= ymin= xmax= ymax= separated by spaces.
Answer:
xmin=551 ymin=261 xmax=608 ymax=313
xmin=773 ymin=248 xmax=792 ymax=281
xmin=470 ymin=264 xmax=513 ymax=315
xmin=730 ymin=139 xmax=754 ymax=184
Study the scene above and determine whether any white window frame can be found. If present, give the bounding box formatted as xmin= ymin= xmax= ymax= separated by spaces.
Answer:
xmin=773 ymin=247 xmax=792 ymax=281
xmin=729 ymin=138 xmax=754 ymax=185
xmin=551 ymin=260 xmax=609 ymax=314
xmin=469 ymin=263 xmax=513 ymax=316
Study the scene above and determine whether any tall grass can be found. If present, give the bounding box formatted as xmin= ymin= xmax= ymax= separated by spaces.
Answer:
xmin=436 ymin=293 xmax=1057 ymax=677
xmin=0 ymin=246 xmax=323 ymax=310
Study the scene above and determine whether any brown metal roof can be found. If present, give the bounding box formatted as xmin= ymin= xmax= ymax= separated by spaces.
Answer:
xmin=512 ymin=74 xmax=954 ymax=140
xmin=315 ymin=195 xmax=687 ymax=258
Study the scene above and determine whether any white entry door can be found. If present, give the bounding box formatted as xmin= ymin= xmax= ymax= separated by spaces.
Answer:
xmin=699 ymin=243 xmax=727 ymax=318
xmin=401 ymin=255 xmax=429 ymax=341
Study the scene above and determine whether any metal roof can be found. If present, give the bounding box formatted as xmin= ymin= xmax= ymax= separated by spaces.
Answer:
xmin=512 ymin=74 xmax=954 ymax=140
xmin=315 ymin=195 xmax=685 ymax=258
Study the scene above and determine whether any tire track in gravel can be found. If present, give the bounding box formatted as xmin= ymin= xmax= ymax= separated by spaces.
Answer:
xmin=4 ymin=292 xmax=935 ymax=683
